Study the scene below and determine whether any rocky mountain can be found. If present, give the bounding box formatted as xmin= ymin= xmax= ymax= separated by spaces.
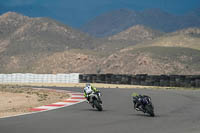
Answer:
xmin=0 ymin=4 xmax=90 ymax=27
xmin=0 ymin=12 xmax=98 ymax=73
xmin=172 ymin=27 xmax=200 ymax=35
xmin=81 ymin=8 xmax=200 ymax=37
xmin=20 ymin=46 xmax=200 ymax=75
xmin=97 ymin=46 xmax=200 ymax=75
xmin=0 ymin=12 xmax=200 ymax=75
xmin=81 ymin=9 xmax=138 ymax=37
xmin=36 ymin=26 xmax=200 ymax=75
xmin=0 ymin=12 xmax=96 ymax=56
xmin=108 ymin=25 xmax=163 ymax=41
xmin=134 ymin=27 xmax=200 ymax=50
xmin=94 ymin=25 xmax=163 ymax=55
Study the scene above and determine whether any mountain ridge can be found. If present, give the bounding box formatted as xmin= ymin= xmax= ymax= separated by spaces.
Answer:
xmin=0 ymin=12 xmax=200 ymax=75
xmin=81 ymin=8 xmax=200 ymax=37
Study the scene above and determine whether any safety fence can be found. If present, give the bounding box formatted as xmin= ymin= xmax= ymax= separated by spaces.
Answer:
xmin=1 ymin=73 xmax=200 ymax=87
xmin=0 ymin=73 xmax=79 ymax=83
xmin=79 ymin=74 xmax=200 ymax=88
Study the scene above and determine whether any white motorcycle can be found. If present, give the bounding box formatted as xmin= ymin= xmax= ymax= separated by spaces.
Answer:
xmin=88 ymin=91 xmax=103 ymax=111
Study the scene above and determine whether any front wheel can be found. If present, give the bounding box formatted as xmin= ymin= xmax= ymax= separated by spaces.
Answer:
xmin=93 ymin=99 xmax=103 ymax=111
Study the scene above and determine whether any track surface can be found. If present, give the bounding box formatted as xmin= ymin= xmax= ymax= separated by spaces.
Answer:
xmin=0 ymin=87 xmax=200 ymax=133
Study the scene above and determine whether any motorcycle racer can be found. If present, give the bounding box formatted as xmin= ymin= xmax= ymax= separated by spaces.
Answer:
xmin=83 ymin=83 xmax=100 ymax=103
xmin=132 ymin=92 xmax=151 ymax=111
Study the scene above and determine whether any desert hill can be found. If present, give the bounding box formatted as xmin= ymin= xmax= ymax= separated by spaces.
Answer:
xmin=0 ymin=12 xmax=96 ymax=56
xmin=132 ymin=27 xmax=200 ymax=50
xmin=0 ymin=12 xmax=200 ymax=75
xmin=98 ymin=46 xmax=200 ymax=75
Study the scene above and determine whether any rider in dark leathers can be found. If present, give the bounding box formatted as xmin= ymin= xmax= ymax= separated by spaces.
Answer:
xmin=132 ymin=93 xmax=151 ymax=111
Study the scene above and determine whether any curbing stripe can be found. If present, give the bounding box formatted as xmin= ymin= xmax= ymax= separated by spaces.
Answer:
xmin=30 ymin=108 xmax=47 ymax=111
xmin=35 ymin=106 xmax=56 ymax=110
xmin=71 ymin=97 xmax=86 ymax=99
xmin=70 ymin=95 xmax=85 ymax=97
xmin=71 ymin=93 xmax=84 ymax=95
xmin=63 ymin=100 xmax=80 ymax=103
xmin=30 ymin=91 xmax=86 ymax=112
xmin=45 ymin=104 xmax=66 ymax=107
xmin=0 ymin=89 xmax=86 ymax=119
xmin=53 ymin=102 xmax=70 ymax=105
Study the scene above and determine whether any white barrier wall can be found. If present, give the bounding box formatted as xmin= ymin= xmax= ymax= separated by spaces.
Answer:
xmin=0 ymin=73 xmax=80 ymax=83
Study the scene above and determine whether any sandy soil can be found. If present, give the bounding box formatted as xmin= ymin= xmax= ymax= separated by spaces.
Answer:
xmin=0 ymin=85 xmax=70 ymax=118
xmin=3 ymin=83 xmax=198 ymax=90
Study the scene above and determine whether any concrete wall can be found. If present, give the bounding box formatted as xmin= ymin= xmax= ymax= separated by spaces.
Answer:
xmin=0 ymin=73 xmax=79 ymax=83
xmin=79 ymin=74 xmax=200 ymax=87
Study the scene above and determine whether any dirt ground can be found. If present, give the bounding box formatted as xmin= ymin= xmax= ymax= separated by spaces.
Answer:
xmin=0 ymin=85 xmax=70 ymax=118
xmin=5 ymin=83 xmax=198 ymax=90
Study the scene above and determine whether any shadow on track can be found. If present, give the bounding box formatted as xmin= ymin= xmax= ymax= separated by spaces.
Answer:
xmin=129 ymin=113 xmax=159 ymax=118
xmin=79 ymin=108 xmax=109 ymax=112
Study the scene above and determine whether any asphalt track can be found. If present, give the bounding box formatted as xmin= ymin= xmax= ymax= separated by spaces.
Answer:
xmin=0 ymin=87 xmax=200 ymax=133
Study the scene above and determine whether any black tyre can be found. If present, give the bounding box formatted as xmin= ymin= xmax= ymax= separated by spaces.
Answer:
xmin=93 ymin=100 xmax=103 ymax=111
xmin=145 ymin=104 xmax=155 ymax=117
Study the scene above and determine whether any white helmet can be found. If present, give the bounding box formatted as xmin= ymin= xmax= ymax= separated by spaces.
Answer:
xmin=86 ymin=83 xmax=91 ymax=87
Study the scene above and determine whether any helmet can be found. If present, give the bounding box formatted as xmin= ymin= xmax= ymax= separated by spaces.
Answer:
xmin=132 ymin=93 xmax=139 ymax=97
xmin=86 ymin=83 xmax=91 ymax=87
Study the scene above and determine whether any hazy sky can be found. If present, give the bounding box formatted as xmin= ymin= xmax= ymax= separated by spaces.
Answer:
xmin=1 ymin=0 xmax=200 ymax=13
xmin=0 ymin=0 xmax=199 ymax=27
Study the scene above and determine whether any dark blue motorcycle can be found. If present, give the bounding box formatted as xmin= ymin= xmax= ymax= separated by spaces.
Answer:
xmin=133 ymin=95 xmax=155 ymax=117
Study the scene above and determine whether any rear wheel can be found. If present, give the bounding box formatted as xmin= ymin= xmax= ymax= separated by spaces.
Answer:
xmin=93 ymin=100 xmax=103 ymax=111
xmin=145 ymin=104 xmax=155 ymax=117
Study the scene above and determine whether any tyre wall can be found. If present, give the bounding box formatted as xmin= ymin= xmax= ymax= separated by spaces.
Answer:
xmin=79 ymin=74 xmax=200 ymax=88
